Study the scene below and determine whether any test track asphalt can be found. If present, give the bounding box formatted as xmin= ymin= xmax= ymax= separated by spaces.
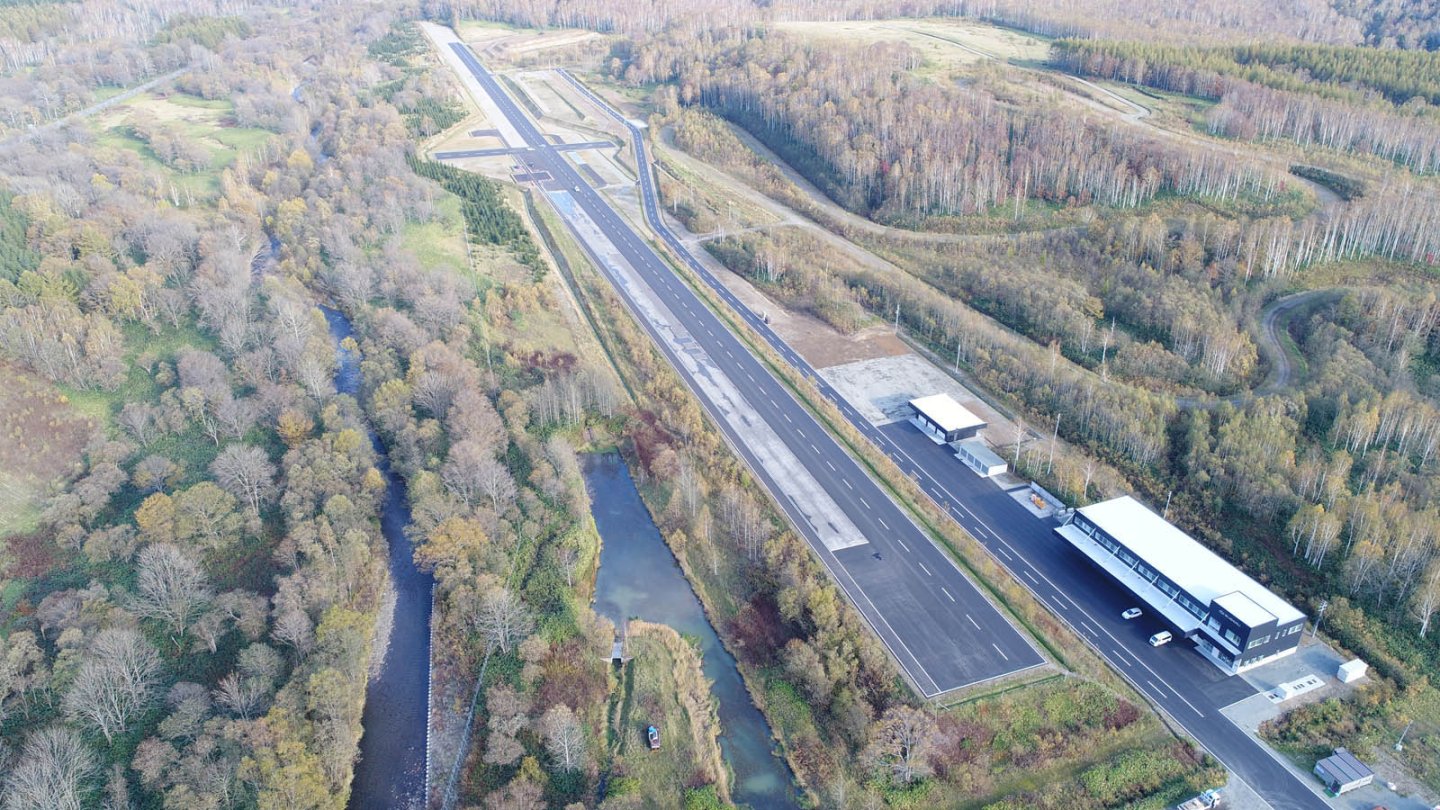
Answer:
xmin=443 ymin=43 xmax=1046 ymax=698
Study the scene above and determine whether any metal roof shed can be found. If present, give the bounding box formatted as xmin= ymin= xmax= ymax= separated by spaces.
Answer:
xmin=955 ymin=441 xmax=1007 ymax=477
xmin=1313 ymin=747 xmax=1373 ymax=795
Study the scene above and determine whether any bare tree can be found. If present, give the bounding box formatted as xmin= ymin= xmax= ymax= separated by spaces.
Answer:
xmin=412 ymin=369 xmax=461 ymax=419
xmin=210 ymin=444 xmax=275 ymax=512
xmin=860 ymin=706 xmax=944 ymax=787
xmin=541 ymin=704 xmax=586 ymax=771
xmin=448 ymin=387 xmax=505 ymax=450
xmin=117 ymin=402 xmax=161 ymax=447
xmin=3 ymin=726 xmax=97 ymax=810
xmin=483 ymin=684 xmax=530 ymax=766
xmin=212 ymin=672 xmax=264 ymax=720
xmin=272 ymin=609 xmax=315 ymax=660
xmin=474 ymin=586 xmax=533 ymax=654
xmin=720 ymin=489 xmax=770 ymax=562
xmin=61 ymin=628 xmax=161 ymax=744
xmin=1414 ymin=556 xmax=1440 ymax=637
xmin=215 ymin=397 xmax=259 ymax=441
xmin=677 ymin=461 xmax=704 ymax=518
xmin=441 ymin=441 xmax=517 ymax=512
xmin=439 ymin=440 xmax=489 ymax=507
xmin=475 ymin=456 xmax=518 ymax=513
xmin=132 ymin=544 xmax=213 ymax=647
xmin=555 ymin=544 xmax=581 ymax=589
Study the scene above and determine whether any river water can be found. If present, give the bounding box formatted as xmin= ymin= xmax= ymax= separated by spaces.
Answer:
xmin=584 ymin=453 xmax=797 ymax=809
xmin=323 ymin=307 xmax=435 ymax=810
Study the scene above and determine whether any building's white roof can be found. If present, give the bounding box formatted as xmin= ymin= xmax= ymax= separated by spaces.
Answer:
xmin=908 ymin=394 xmax=985 ymax=432
xmin=1078 ymin=496 xmax=1305 ymax=625
xmin=956 ymin=440 xmax=1006 ymax=469
xmin=1337 ymin=659 xmax=1367 ymax=675
xmin=1056 ymin=523 xmax=1202 ymax=634
xmin=1213 ymin=591 xmax=1275 ymax=628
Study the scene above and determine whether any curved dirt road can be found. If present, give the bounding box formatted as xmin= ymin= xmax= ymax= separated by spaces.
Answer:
xmin=1176 ymin=288 xmax=1343 ymax=409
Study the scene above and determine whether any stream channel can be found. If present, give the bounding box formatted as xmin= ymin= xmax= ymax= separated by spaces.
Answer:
xmin=324 ymin=307 xmax=435 ymax=810
xmin=585 ymin=452 xmax=798 ymax=809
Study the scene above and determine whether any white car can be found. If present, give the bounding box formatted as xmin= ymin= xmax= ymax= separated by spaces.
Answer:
xmin=1122 ymin=607 xmax=1142 ymax=620
xmin=1149 ymin=631 xmax=1173 ymax=647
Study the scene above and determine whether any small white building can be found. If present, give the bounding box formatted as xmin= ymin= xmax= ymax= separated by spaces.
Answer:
xmin=908 ymin=394 xmax=985 ymax=444
xmin=1337 ymin=659 xmax=1368 ymax=683
xmin=956 ymin=441 xmax=1007 ymax=477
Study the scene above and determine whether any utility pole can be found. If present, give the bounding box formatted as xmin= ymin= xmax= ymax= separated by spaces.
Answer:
xmin=1163 ymin=490 xmax=1173 ymax=519
xmin=1047 ymin=413 xmax=1059 ymax=474
xmin=1013 ymin=418 xmax=1026 ymax=469
xmin=955 ymin=337 xmax=962 ymax=372
xmin=1312 ymin=598 xmax=1329 ymax=639
xmin=1395 ymin=719 xmax=1414 ymax=752
xmin=894 ymin=302 xmax=901 ymax=335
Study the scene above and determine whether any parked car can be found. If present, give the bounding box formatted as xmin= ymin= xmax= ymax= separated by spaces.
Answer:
xmin=1149 ymin=631 xmax=1173 ymax=647
xmin=646 ymin=725 xmax=660 ymax=751
xmin=1122 ymin=607 xmax=1142 ymax=620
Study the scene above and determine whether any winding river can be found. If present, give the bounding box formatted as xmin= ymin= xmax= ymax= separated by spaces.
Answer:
xmin=585 ymin=452 xmax=798 ymax=809
xmin=323 ymin=307 xmax=435 ymax=810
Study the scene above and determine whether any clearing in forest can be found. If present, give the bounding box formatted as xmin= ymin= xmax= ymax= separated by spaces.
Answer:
xmin=90 ymin=90 xmax=272 ymax=197
xmin=0 ymin=366 xmax=94 ymax=537
xmin=773 ymin=18 xmax=1050 ymax=73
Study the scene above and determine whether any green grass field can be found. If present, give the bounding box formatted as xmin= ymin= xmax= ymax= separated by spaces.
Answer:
xmin=402 ymin=192 xmax=470 ymax=277
xmin=90 ymin=91 xmax=273 ymax=198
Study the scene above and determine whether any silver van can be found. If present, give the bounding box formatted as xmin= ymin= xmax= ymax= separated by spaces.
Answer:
xmin=1149 ymin=631 xmax=1173 ymax=647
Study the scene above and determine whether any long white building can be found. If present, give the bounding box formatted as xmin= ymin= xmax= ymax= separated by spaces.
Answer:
xmin=1055 ymin=496 xmax=1306 ymax=674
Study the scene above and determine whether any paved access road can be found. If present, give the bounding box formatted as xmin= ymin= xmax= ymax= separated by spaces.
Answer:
xmin=444 ymin=44 xmax=1045 ymax=697
xmin=558 ymin=69 xmax=1333 ymax=810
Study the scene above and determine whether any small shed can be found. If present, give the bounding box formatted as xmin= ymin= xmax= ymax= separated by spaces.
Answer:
xmin=1313 ymin=747 xmax=1373 ymax=795
xmin=908 ymin=394 xmax=986 ymax=444
xmin=1337 ymin=658 xmax=1368 ymax=684
xmin=956 ymin=441 xmax=1007 ymax=478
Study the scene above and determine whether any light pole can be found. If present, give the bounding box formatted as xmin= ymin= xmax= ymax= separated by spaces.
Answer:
xmin=1311 ymin=598 xmax=1329 ymax=639
xmin=1395 ymin=719 xmax=1413 ymax=752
